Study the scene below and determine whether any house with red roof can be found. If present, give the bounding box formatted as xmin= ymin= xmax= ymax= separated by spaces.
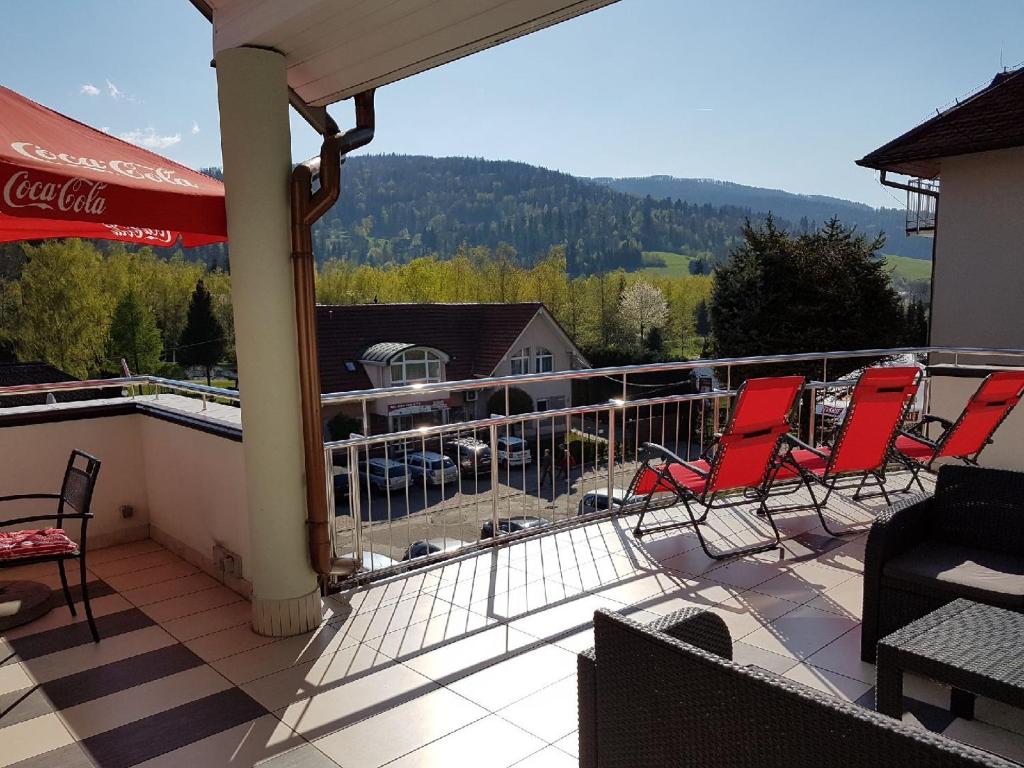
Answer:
xmin=317 ymin=302 xmax=587 ymax=435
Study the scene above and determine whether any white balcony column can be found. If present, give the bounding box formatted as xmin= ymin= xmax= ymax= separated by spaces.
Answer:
xmin=215 ymin=47 xmax=322 ymax=635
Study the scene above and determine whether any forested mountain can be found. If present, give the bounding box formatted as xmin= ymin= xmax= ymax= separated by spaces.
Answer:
xmin=304 ymin=155 xmax=930 ymax=271
xmin=595 ymin=175 xmax=932 ymax=259
xmin=311 ymin=155 xmax=765 ymax=274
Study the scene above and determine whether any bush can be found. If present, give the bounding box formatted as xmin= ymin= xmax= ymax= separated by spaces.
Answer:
xmin=565 ymin=433 xmax=607 ymax=465
xmin=486 ymin=386 xmax=533 ymax=415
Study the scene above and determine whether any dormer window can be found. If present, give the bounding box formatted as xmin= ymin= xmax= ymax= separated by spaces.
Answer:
xmin=535 ymin=347 xmax=554 ymax=373
xmin=389 ymin=348 xmax=443 ymax=385
xmin=510 ymin=347 xmax=530 ymax=376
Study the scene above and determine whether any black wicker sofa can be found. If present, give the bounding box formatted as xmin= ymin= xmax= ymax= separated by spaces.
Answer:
xmin=578 ymin=608 xmax=1017 ymax=768
xmin=862 ymin=465 xmax=1024 ymax=663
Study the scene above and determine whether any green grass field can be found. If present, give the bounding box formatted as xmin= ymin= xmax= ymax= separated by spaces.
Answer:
xmin=637 ymin=251 xmax=699 ymax=278
xmin=882 ymin=254 xmax=932 ymax=282
xmin=636 ymin=250 xmax=932 ymax=283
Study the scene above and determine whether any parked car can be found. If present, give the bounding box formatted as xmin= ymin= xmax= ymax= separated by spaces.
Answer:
xmin=402 ymin=538 xmax=473 ymax=561
xmin=444 ymin=437 xmax=492 ymax=474
xmin=480 ymin=516 xmax=551 ymax=539
xmin=405 ymin=451 xmax=459 ymax=486
xmin=496 ymin=435 xmax=532 ymax=466
xmin=339 ymin=551 xmax=399 ymax=571
xmin=577 ymin=487 xmax=635 ymax=516
xmin=332 ymin=467 xmax=350 ymax=498
xmin=359 ymin=458 xmax=411 ymax=493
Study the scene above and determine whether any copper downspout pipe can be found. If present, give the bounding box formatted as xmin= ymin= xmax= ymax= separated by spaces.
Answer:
xmin=290 ymin=90 xmax=375 ymax=577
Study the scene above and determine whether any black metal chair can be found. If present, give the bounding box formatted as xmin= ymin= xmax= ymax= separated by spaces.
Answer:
xmin=0 ymin=450 xmax=102 ymax=642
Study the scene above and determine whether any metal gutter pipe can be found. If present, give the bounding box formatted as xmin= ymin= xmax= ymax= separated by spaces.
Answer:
xmin=290 ymin=90 xmax=375 ymax=578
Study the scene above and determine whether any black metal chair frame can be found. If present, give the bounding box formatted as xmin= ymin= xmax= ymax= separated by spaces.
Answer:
xmin=630 ymin=441 xmax=784 ymax=561
xmin=895 ymin=373 xmax=1024 ymax=492
xmin=774 ymin=372 xmax=920 ymax=536
xmin=0 ymin=450 xmax=102 ymax=642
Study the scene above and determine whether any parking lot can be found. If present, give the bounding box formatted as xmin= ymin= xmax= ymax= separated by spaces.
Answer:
xmin=333 ymin=458 xmax=634 ymax=564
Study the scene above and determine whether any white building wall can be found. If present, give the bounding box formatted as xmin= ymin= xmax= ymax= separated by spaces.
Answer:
xmin=0 ymin=406 xmax=251 ymax=592
xmin=931 ymin=146 xmax=1024 ymax=349
xmin=0 ymin=414 xmax=149 ymax=547
xmin=929 ymin=145 xmax=1024 ymax=471
xmin=139 ymin=417 xmax=250 ymax=587
xmin=482 ymin=311 xmax=577 ymax=416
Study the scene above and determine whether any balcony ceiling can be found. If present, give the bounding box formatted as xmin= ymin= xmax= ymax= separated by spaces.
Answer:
xmin=201 ymin=0 xmax=618 ymax=107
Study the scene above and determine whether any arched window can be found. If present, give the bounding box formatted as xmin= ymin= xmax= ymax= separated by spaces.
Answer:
xmin=510 ymin=347 xmax=530 ymax=376
xmin=534 ymin=347 xmax=554 ymax=373
xmin=390 ymin=348 xmax=443 ymax=385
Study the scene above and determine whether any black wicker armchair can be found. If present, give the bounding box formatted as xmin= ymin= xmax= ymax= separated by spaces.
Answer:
xmin=861 ymin=464 xmax=1024 ymax=663
xmin=0 ymin=450 xmax=102 ymax=641
xmin=579 ymin=607 xmax=1016 ymax=768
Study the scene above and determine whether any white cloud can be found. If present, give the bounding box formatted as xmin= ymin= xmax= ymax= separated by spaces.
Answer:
xmin=191 ymin=120 xmax=200 ymax=135
xmin=80 ymin=83 xmax=100 ymax=96
xmin=119 ymin=128 xmax=182 ymax=150
xmin=695 ymin=107 xmax=714 ymax=112
xmin=106 ymin=79 xmax=122 ymax=99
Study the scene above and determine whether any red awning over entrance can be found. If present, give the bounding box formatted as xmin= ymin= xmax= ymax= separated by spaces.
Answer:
xmin=0 ymin=86 xmax=226 ymax=247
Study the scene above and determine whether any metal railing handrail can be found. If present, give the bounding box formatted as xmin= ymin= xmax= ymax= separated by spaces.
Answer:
xmin=317 ymin=346 xmax=1024 ymax=406
xmin=0 ymin=374 xmax=241 ymax=403
xmin=323 ymin=388 xmax=739 ymax=452
xmin=4 ymin=346 xmax=1022 ymax=412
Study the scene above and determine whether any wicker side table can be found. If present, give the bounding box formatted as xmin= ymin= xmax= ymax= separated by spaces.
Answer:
xmin=876 ymin=598 xmax=1024 ymax=720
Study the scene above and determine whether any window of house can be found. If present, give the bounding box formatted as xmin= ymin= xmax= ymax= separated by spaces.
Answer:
xmin=390 ymin=348 xmax=443 ymax=385
xmin=535 ymin=347 xmax=554 ymax=373
xmin=510 ymin=347 xmax=530 ymax=376
xmin=536 ymin=398 xmax=548 ymax=412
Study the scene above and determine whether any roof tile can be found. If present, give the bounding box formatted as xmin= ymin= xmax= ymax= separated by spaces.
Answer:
xmin=316 ymin=303 xmax=545 ymax=393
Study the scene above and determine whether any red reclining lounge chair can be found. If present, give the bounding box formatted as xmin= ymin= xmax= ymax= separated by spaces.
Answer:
xmin=773 ymin=366 xmax=921 ymax=536
xmin=895 ymin=369 xmax=1024 ymax=491
xmin=629 ymin=375 xmax=804 ymax=560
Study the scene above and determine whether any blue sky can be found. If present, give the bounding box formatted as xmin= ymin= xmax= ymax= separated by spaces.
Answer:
xmin=2 ymin=0 xmax=1020 ymax=207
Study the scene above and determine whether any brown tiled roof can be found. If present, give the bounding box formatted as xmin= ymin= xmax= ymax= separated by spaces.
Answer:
xmin=857 ymin=68 xmax=1024 ymax=178
xmin=0 ymin=362 xmax=100 ymax=407
xmin=316 ymin=303 xmax=547 ymax=393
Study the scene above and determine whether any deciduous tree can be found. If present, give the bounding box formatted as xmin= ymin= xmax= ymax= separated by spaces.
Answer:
xmin=618 ymin=279 xmax=669 ymax=347
xmin=12 ymin=240 xmax=109 ymax=378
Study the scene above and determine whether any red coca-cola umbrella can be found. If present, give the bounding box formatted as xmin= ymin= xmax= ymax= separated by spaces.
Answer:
xmin=0 ymin=86 xmax=226 ymax=247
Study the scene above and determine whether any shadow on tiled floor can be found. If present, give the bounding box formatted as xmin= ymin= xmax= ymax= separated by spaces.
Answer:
xmin=2 ymin=470 xmax=1023 ymax=767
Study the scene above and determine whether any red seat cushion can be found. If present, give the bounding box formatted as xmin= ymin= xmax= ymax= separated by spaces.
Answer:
xmin=774 ymin=448 xmax=831 ymax=481
xmin=632 ymin=460 xmax=710 ymax=496
xmin=0 ymin=528 xmax=78 ymax=561
xmin=895 ymin=434 xmax=936 ymax=461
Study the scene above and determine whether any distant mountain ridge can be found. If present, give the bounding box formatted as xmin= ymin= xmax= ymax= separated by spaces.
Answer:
xmin=594 ymin=175 xmax=932 ymax=260
xmin=177 ymin=156 xmax=932 ymax=273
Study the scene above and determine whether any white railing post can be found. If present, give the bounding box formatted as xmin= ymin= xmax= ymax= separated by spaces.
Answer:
xmin=347 ymin=444 xmax=362 ymax=564
xmin=489 ymin=422 xmax=500 ymax=535
xmin=607 ymin=404 xmax=617 ymax=500
xmin=324 ymin=446 xmax=337 ymax=566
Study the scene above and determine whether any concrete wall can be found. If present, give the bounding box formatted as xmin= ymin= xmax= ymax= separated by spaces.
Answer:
xmin=931 ymin=146 xmax=1024 ymax=348
xmin=0 ymin=410 xmax=250 ymax=592
xmin=929 ymin=146 xmax=1024 ymax=470
xmin=139 ymin=417 xmax=249 ymax=589
xmin=0 ymin=414 xmax=149 ymax=547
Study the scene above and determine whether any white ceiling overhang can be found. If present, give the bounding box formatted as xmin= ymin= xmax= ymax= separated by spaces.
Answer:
xmin=200 ymin=0 xmax=618 ymax=107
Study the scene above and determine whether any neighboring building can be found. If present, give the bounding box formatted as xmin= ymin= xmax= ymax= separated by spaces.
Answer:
xmin=317 ymin=303 xmax=587 ymax=435
xmin=858 ymin=66 xmax=1024 ymax=470
xmin=0 ymin=362 xmax=112 ymax=407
